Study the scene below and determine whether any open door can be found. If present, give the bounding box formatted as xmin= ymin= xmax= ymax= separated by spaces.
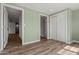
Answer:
xmin=3 ymin=6 xmax=8 ymax=48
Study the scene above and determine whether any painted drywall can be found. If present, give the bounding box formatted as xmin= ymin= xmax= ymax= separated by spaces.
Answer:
xmin=72 ymin=10 xmax=79 ymax=41
xmin=24 ymin=9 xmax=40 ymax=43
xmin=7 ymin=3 xmax=49 ymax=44
xmin=67 ymin=9 xmax=72 ymax=43
xmin=9 ymin=21 xmax=15 ymax=34
xmin=0 ymin=3 xmax=49 ymax=50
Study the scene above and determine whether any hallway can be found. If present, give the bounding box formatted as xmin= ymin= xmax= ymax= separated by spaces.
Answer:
xmin=4 ymin=34 xmax=22 ymax=49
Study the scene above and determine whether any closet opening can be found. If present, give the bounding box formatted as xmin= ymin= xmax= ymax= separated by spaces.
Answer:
xmin=40 ymin=15 xmax=47 ymax=41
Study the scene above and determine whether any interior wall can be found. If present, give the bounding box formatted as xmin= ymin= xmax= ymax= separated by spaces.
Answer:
xmin=67 ymin=9 xmax=72 ymax=43
xmin=72 ymin=10 xmax=79 ymax=41
xmin=9 ymin=21 xmax=15 ymax=34
xmin=7 ymin=3 xmax=49 ymax=44
xmin=24 ymin=9 xmax=40 ymax=43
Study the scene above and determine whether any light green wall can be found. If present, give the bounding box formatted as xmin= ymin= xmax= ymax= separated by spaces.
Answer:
xmin=72 ymin=10 xmax=79 ymax=41
xmin=0 ymin=3 xmax=48 ymax=50
xmin=24 ymin=8 xmax=40 ymax=43
xmin=67 ymin=9 xmax=72 ymax=43
xmin=7 ymin=4 xmax=47 ymax=44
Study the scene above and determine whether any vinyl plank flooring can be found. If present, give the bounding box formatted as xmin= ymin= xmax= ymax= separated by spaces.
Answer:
xmin=1 ymin=39 xmax=79 ymax=55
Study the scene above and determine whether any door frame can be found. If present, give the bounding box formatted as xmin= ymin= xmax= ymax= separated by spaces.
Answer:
xmin=39 ymin=14 xmax=50 ymax=40
xmin=0 ymin=3 xmax=24 ymax=51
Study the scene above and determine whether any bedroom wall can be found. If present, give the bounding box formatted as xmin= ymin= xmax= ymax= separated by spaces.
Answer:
xmin=23 ymin=6 xmax=40 ymax=44
xmin=0 ymin=3 xmax=49 ymax=50
xmin=72 ymin=10 xmax=79 ymax=41
xmin=7 ymin=3 xmax=49 ymax=44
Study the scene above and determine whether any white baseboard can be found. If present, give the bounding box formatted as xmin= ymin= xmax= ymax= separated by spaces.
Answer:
xmin=47 ymin=36 xmax=50 ymax=39
xmin=0 ymin=49 xmax=1 ymax=52
xmin=22 ymin=40 xmax=40 ymax=45
xmin=71 ymin=40 xmax=79 ymax=43
xmin=66 ymin=41 xmax=72 ymax=44
xmin=0 ymin=48 xmax=3 ymax=52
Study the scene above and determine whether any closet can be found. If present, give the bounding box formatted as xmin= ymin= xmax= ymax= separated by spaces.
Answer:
xmin=49 ymin=9 xmax=72 ymax=44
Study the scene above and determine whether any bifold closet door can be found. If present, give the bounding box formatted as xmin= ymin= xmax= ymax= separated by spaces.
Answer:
xmin=50 ymin=16 xmax=57 ymax=40
xmin=57 ymin=12 xmax=66 ymax=42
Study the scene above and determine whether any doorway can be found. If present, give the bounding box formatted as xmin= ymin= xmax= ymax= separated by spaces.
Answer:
xmin=1 ymin=4 xmax=24 ymax=50
xmin=40 ymin=15 xmax=47 ymax=41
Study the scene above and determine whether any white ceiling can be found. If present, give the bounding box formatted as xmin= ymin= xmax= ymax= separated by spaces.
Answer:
xmin=14 ymin=3 xmax=79 ymax=15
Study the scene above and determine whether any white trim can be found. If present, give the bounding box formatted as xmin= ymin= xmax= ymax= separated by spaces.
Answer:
xmin=3 ymin=4 xmax=23 ymax=11
xmin=47 ymin=16 xmax=50 ymax=39
xmin=39 ymin=14 xmax=50 ymax=39
xmin=66 ymin=10 xmax=68 ymax=44
xmin=22 ymin=7 xmax=24 ymax=45
xmin=1 ymin=4 xmax=4 ymax=51
xmin=23 ymin=40 xmax=40 ymax=45
xmin=71 ymin=40 xmax=79 ymax=43
xmin=0 ymin=49 xmax=2 ymax=53
xmin=0 ymin=3 xmax=24 ymax=51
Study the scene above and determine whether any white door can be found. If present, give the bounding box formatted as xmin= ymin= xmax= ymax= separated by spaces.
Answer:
xmin=57 ymin=12 xmax=66 ymax=42
xmin=3 ymin=7 xmax=8 ymax=48
xmin=50 ymin=16 xmax=57 ymax=40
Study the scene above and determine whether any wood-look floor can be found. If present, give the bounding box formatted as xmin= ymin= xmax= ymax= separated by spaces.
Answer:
xmin=5 ymin=34 xmax=22 ymax=49
xmin=0 ymin=36 xmax=79 ymax=55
